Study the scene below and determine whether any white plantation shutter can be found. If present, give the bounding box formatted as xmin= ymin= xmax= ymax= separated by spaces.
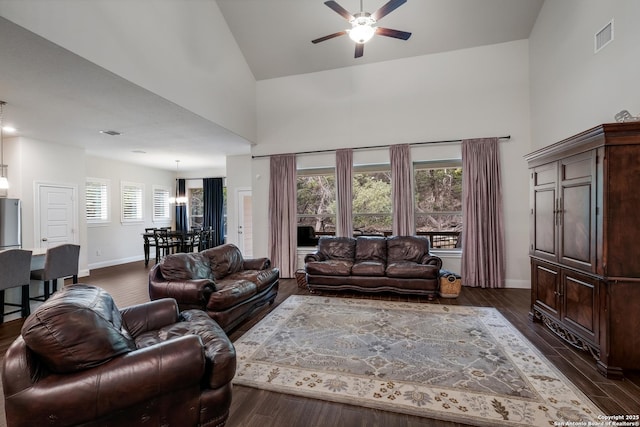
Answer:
xmin=153 ymin=186 xmax=171 ymax=222
xmin=86 ymin=178 xmax=109 ymax=223
xmin=121 ymin=181 xmax=144 ymax=222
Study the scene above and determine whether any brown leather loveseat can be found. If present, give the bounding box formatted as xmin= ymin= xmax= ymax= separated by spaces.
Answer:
xmin=2 ymin=284 xmax=236 ymax=427
xmin=149 ymin=243 xmax=279 ymax=332
xmin=305 ymin=235 xmax=443 ymax=298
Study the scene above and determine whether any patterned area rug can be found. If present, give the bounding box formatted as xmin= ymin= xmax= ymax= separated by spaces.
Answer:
xmin=233 ymin=296 xmax=604 ymax=426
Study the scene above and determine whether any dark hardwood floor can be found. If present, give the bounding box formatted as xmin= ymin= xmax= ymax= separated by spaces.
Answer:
xmin=2 ymin=261 xmax=639 ymax=427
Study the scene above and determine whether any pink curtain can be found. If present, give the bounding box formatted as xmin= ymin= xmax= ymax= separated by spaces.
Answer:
xmin=268 ymin=154 xmax=297 ymax=278
xmin=336 ymin=149 xmax=353 ymax=237
xmin=390 ymin=144 xmax=414 ymax=236
xmin=461 ymin=138 xmax=505 ymax=288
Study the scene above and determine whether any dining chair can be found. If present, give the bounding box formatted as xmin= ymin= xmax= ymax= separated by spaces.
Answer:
xmin=198 ymin=227 xmax=215 ymax=251
xmin=144 ymin=227 xmax=158 ymax=266
xmin=30 ymin=244 xmax=80 ymax=301
xmin=0 ymin=249 xmax=33 ymax=323
xmin=182 ymin=227 xmax=202 ymax=253
xmin=153 ymin=228 xmax=179 ymax=262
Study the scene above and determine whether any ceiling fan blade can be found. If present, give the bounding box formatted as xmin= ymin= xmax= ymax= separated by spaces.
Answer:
xmin=355 ymin=43 xmax=364 ymax=58
xmin=376 ymin=27 xmax=412 ymax=40
xmin=312 ymin=31 xmax=348 ymax=44
xmin=372 ymin=0 xmax=407 ymax=21
xmin=324 ymin=1 xmax=354 ymax=21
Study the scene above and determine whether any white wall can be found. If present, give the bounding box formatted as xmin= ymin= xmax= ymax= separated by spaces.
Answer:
xmin=13 ymin=137 xmax=88 ymax=269
xmin=225 ymin=154 xmax=253 ymax=248
xmin=0 ymin=0 xmax=257 ymax=143
xmin=84 ymin=156 xmax=176 ymax=269
xmin=530 ymin=0 xmax=640 ymax=148
xmin=252 ymin=40 xmax=532 ymax=287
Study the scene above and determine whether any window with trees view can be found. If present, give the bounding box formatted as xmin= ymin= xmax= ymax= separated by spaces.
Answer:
xmin=352 ymin=167 xmax=391 ymax=235
xmin=297 ymin=169 xmax=336 ymax=233
xmin=414 ymin=161 xmax=462 ymax=249
xmin=296 ymin=160 xmax=462 ymax=248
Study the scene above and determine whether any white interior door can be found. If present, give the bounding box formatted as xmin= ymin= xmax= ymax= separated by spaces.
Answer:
xmin=38 ymin=184 xmax=77 ymax=249
xmin=237 ymin=189 xmax=253 ymax=256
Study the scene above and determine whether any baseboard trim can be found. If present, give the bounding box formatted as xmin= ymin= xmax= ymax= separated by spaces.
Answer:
xmin=88 ymin=255 xmax=145 ymax=271
xmin=505 ymin=279 xmax=530 ymax=289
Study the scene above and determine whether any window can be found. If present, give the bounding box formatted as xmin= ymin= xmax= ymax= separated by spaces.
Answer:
xmin=189 ymin=187 xmax=204 ymax=228
xmin=297 ymin=168 xmax=336 ymax=234
xmin=86 ymin=178 xmax=110 ymax=224
xmin=414 ymin=160 xmax=462 ymax=249
xmin=352 ymin=165 xmax=392 ymax=235
xmin=152 ymin=185 xmax=171 ymax=222
xmin=121 ymin=181 xmax=144 ymax=223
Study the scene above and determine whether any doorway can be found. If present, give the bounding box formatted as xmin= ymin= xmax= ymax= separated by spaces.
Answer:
xmin=35 ymin=183 xmax=78 ymax=248
xmin=237 ymin=189 xmax=252 ymax=256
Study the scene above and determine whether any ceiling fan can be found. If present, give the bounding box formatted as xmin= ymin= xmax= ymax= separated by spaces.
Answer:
xmin=312 ymin=0 xmax=412 ymax=58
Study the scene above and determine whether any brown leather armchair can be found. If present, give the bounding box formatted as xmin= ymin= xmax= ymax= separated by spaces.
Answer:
xmin=149 ymin=243 xmax=279 ymax=332
xmin=2 ymin=284 xmax=236 ymax=427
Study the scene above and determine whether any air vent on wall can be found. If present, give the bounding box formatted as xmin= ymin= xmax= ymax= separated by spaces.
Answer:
xmin=595 ymin=19 xmax=614 ymax=53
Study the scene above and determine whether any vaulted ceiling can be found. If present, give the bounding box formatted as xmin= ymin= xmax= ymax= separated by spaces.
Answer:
xmin=217 ymin=0 xmax=544 ymax=80
xmin=0 ymin=0 xmax=544 ymax=171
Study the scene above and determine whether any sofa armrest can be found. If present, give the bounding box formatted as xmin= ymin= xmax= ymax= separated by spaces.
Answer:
xmin=180 ymin=309 xmax=237 ymax=389
xmin=304 ymin=252 xmax=327 ymax=263
xmin=149 ymin=264 xmax=215 ymax=306
xmin=420 ymin=254 xmax=443 ymax=271
xmin=120 ymin=298 xmax=180 ymax=338
xmin=4 ymin=335 xmax=205 ymax=427
xmin=243 ymin=257 xmax=271 ymax=270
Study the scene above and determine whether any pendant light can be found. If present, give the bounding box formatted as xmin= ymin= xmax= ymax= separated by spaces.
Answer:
xmin=0 ymin=101 xmax=9 ymax=190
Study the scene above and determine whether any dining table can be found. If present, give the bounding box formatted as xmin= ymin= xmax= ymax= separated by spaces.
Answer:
xmin=142 ymin=230 xmax=198 ymax=266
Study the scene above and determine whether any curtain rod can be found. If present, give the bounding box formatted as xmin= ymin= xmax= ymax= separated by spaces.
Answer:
xmin=174 ymin=177 xmax=225 ymax=181
xmin=251 ymin=135 xmax=511 ymax=159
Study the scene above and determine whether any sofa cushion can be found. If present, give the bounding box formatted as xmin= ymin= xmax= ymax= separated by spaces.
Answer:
xmin=318 ymin=236 xmax=356 ymax=261
xmin=387 ymin=236 xmax=431 ymax=263
xmin=306 ymin=260 xmax=353 ymax=276
xmin=207 ymin=279 xmax=257 ymax=311
xmin=351 ymin=261 xmax=385 ymax=276
xmin=386 ymin=262 xmax=439 ymax=279
xmin=160 ymin=252 xmax=213 ymax=281
xmin=202 ymin=244 xmax=245 ymax=280
xmin=21 ymin=284 xmax=135 ymax=374
xmin=227 ymin=268 xmax=279 ymax=293
xmin=355 ymin=236 xmax=387 ymax=262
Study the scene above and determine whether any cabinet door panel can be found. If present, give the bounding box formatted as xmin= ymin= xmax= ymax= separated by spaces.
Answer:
xmin=532 ymin=260 xmax=559 ymax=317
xmin=561 ymin=184 xmax=592 ymax=265
xmin=530 ymin=162 xmax=558 ymax=262
xmin=534 ymin=189 xmax=556 ymax=255
xmin=562 ymin=271 xmax=599 ymax=342
xmin=559 ymin=152 xmax=596 ymax=272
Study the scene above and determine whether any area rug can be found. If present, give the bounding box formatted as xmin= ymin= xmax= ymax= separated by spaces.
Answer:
xmin=233 ymin=296 xmax=604 ymax=426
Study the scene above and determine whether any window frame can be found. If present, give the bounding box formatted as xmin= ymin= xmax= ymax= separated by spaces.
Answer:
xmin=351 ymin=163 xmax=392 ymax=236
xmin=152 ymin=185 xmax=171 ymax=223
xmin=414 ymin=159 xmax=463 ymax=252
xmin=296 ymin=167 xmax=337 ymax=235
xmin=120 ymin=181 xmax=144 ymax=224
xmin=85 ymin=177 xmax=110 ymax=225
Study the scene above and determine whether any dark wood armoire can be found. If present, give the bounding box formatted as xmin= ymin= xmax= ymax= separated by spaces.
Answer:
xmin=525 ymin=122 xmax=640 ymax=379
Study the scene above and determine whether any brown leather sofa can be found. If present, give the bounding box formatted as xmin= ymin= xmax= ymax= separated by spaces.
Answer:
xmin=149 ymin=243 xmax=279 ymax=332
xmin=2 ymin=284 xmax=236 ymax=427
xmin=305 ymin=235 xmax=443 ymax=298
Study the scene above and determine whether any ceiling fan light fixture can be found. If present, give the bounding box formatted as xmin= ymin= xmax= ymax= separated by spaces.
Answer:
xmin=348 ymin=14 xmax=376 ymax=43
